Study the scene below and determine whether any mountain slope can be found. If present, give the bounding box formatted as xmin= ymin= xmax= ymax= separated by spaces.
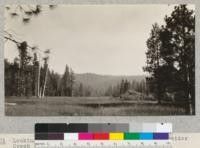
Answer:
xmin=74 ymin=73 xmax=146 ymax=94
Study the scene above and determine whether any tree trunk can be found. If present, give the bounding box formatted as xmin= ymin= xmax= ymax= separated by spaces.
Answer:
xmin=37 ymin=64 xmax=41 ymax=98
xmin=185 ymin=64 xmax=193 ymax=115
xmin=39 ymin=86 xmax=42 ymax=98
xmin=34 ymin=63 xmax=40 ymax=98
xmin=42 ymin=64 xmax=48 ymax=98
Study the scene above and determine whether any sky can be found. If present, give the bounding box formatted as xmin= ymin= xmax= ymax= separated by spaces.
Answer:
xmin=4 ymin=5 xmax=195 ymax=76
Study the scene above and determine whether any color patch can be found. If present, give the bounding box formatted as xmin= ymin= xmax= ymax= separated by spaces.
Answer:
xmin=79 ymin=133 xmax=93 ymax=140
xmin=48 ymin=124 xmax=67 ymax=133
xmin=93 ymin=133 xmax=109 ymax=140
xmin=139 ymin=133 xmax=153 ymax=140
xmin=109 ymin=133 xmax=124 ymax=140
xmin=124 ymin=133 xmax=140 ymax=140
xmin=67 ymin=124 xmax=88 ymax=133
xmin=64 ymin=133 xmax=78 ymax=140
xmin=48 ymin=133 xmax=64 ymax=140
xmin=153 ymin=133 xmax=169 ymax=140
xmin=35 ymin=124 xmax=48 ymax=133
xmin=142 ymin=123 xmax=157 ymax=132
xmin=156 ymin=123 xmax=172 ymax=133
xmin=35 ymin=133 xmax=48 ymax=140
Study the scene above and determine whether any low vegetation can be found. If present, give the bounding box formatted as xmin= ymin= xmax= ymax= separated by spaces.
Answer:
xmin=5 ymin=96 xmax=186 ymax=116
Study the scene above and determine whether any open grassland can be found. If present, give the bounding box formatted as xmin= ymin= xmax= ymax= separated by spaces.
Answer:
xmin=5 ymin=96 xmax=186 ymax=116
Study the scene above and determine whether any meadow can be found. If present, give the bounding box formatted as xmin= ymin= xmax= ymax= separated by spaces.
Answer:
xmin=5 ymin=96 xmax=186 ymax=116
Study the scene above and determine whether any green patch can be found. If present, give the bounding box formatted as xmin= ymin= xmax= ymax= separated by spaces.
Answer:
xmin=124 ymin=133 xmax=140 ymax=140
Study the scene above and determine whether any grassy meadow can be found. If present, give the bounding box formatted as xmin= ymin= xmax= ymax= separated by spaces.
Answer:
xmin=5 ymin=96 xmax=186 ymax=116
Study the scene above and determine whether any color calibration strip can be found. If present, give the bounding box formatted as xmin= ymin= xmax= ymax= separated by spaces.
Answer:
xmin=36 ymin=132 xmax=169 ymax=140
xmin=35 ymin=123 xmax=171 ymax=141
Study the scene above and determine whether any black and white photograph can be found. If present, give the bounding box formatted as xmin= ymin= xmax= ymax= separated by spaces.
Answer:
xmin=4 ymin=4 xmax=195 ymax=116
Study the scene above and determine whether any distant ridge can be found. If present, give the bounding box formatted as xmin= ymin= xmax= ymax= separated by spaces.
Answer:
xmin=74 ymin=73 xmax=146 ymax=94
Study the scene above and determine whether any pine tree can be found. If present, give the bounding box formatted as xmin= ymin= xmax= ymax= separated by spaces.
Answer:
xmin=61 ymin=65 xmax=70 ymax=96
xmin=69 ymin=68 xmax=75 ymax=96
xmin=119 ymin=79 xmax=125 ymax=97
xmin=124 ymin=79 xmax=130 ymax=93
xmin=78 ymin=83 xmax=84 ymax=97
xmin=144 ymin=5 xmax=195 ymax=114
xmin=33 ymin=52 xmax=41 ymax=98
xmin=41 ymin=49 xmax=50 ymax=98
xmin=17 ymin=41 xmax=33 ymax=96
xmin=160 ymin=5 xmax=195 ymax=114
xmin=143 ymin=23 xmax=164 ymax=104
